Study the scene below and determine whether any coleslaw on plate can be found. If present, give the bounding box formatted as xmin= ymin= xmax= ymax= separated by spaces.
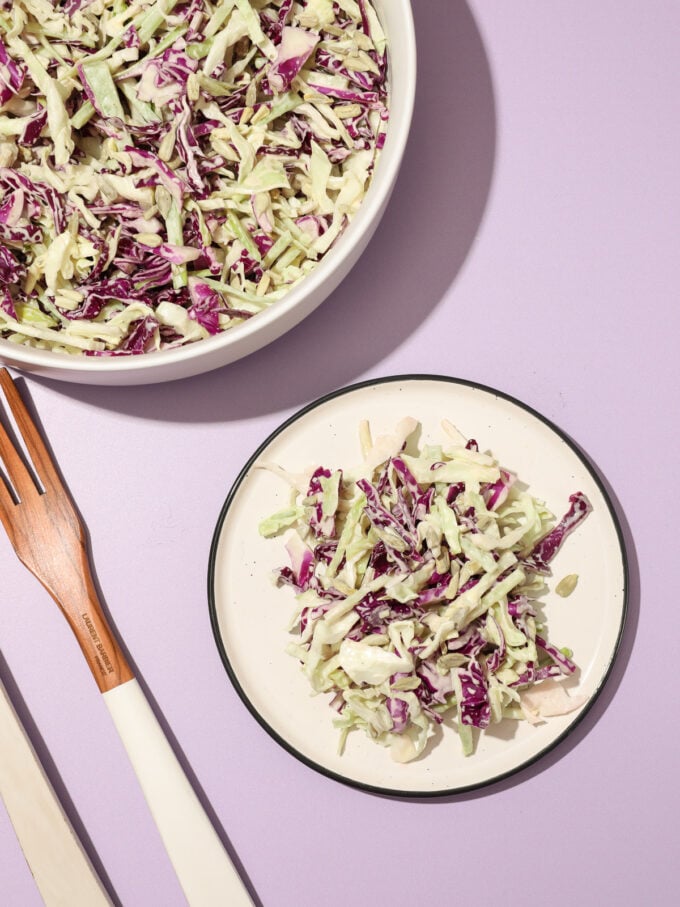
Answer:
xmin=259 ymin=417 xmax=591 ymax=763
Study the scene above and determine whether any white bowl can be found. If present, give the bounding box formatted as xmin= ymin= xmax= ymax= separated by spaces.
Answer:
xmin=0 ymin=2 xmax=416 ymax=386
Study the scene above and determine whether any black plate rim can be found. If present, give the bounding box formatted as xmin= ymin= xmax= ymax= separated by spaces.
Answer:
xmin=207 ymin=373 xmax=629 ymax=798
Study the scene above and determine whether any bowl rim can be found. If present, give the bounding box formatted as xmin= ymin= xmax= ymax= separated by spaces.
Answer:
xmin=0 ymin=1 xmax=417 ymax=378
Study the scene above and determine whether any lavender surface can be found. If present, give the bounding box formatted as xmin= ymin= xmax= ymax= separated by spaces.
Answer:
xmin=1 ymin=2 xmax=677 ymax=905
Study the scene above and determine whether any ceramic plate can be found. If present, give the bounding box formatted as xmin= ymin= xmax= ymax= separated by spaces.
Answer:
xmin=209 ymin=376 xmax=627 ymax=796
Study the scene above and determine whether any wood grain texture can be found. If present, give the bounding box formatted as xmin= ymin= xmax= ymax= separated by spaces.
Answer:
xmin=0 ymin=371 xmax=253 ymax=905
xmin=0 ymin=369 xmax=133 ymax=692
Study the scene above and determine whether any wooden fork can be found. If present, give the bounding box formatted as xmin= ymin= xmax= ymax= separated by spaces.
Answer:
xmin=0 ymin=368 xmax=253 ymax=907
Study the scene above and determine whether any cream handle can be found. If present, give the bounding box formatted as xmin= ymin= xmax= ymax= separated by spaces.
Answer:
xmin=0 ymin=676 xmax=113 ymax=907
xmin=103 ymin=679 xmax=253 ymax=907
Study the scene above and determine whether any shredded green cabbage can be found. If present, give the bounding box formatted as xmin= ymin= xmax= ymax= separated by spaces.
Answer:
xmin=0 ymin=1 xmax=388 ymax=355
xmin=259 ymin=418 xmax=591 ymax=763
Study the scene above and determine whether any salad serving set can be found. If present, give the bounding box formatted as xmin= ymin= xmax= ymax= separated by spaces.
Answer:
xmin=0 ymin=2 xmax=626 ymax=905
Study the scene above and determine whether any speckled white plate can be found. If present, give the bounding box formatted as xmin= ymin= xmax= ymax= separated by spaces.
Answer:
xmin=209 ymin=376 xmax=627 ymax=796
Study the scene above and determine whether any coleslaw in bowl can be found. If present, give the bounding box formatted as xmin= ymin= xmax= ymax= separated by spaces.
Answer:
xmin=0 ymin=0 xmax=416 ymax=384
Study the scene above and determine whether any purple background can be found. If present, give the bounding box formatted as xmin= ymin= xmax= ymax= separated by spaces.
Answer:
xmin=1 ymin=2 xmax=678 ymax=904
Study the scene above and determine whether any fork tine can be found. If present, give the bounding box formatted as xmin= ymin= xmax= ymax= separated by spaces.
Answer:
xmin=0 ymin=409 xmax=37 ymax=503
xmin=0 ymin=443 xmax=23 ymax=545
xmin=0 ymin=471 xmax=17 ymax=526
xmin=0 ymin=369 xmax=62 ymax=496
